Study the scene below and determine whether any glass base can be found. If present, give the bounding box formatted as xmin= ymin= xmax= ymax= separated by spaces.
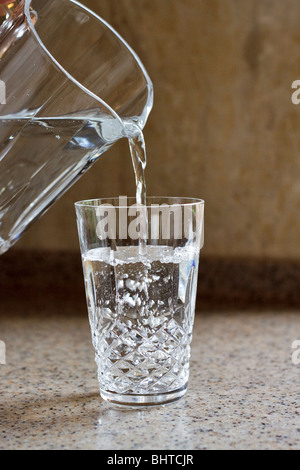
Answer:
xmin=100 ymin=384 xmax=187 ymax=408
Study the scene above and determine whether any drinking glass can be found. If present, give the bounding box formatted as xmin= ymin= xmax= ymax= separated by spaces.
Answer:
xmin=75 ymin=197 xmax=204 ymax=407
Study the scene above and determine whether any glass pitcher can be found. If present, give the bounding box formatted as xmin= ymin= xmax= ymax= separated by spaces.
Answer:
xmin=0 ymin=0 xmax=153 ymax=254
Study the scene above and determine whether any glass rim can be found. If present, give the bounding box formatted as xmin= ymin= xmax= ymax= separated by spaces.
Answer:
xmin=24 ymin=0 xmax=153 ymax=125
xmin=74 ymin=196 xmax=205 ymax=209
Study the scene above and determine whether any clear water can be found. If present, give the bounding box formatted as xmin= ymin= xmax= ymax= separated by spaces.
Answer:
xmin=128 ymin=130 xmax=147 ymax=206
xmin=82 ymin=245 xmax=199 ymax=395
xmin=0 ymin=112 xmax=146 ymax=253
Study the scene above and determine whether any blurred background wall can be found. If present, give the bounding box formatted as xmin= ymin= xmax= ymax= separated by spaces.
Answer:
xmin=16 ymin=0 xmax=300 ymax=260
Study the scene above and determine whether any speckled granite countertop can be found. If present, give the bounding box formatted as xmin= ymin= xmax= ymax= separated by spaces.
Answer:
xmin=1 ymin=311 xmax=300 ymax=450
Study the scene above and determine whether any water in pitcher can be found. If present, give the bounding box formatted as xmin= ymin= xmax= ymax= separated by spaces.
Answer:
xmin=0 ymin=112 xmax=147 ymax=253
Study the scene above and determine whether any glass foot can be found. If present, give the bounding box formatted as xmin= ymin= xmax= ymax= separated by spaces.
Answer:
xmin=100 ymin=384 xmax=187 ymax=408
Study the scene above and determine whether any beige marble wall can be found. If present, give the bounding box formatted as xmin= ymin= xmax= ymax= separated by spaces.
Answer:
xmin=16 ymin=0 xmax=300 ymax=258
